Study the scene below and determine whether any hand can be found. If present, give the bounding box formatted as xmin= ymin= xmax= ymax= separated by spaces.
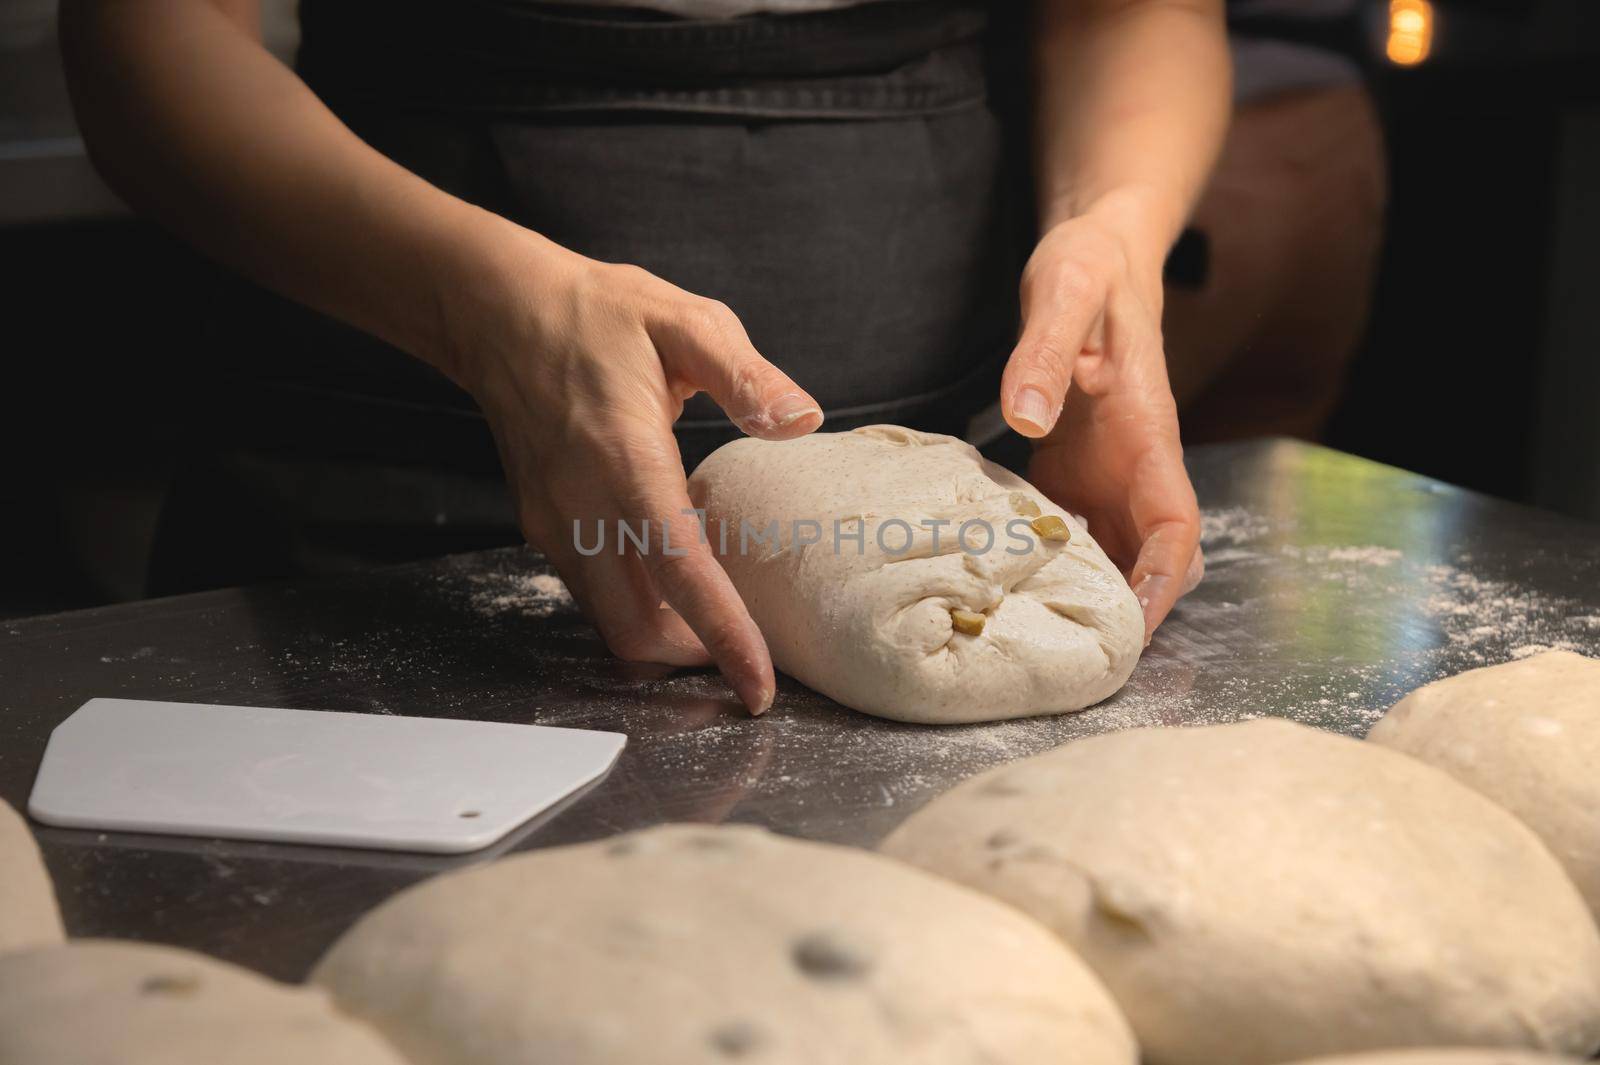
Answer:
xmin=1000 ymin=195 xmax=1203 ymax=641
xmin=450 ymin=233 xmax=823 ymax=714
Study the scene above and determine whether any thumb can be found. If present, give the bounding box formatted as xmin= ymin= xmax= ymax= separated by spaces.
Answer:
xmin=1002 ymin=264 xmax=1104 ymax=438
xmin=650 ymin=298 xmax=823 ymax=440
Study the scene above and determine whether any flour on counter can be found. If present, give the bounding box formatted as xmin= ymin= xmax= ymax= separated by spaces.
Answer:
xmin=98 ymin=646 xmax=155 ymax=664
xmin=1200 ymin=505 xmax=1275 ymax=547
xmin=399 ymin=511 xmax=1598 ymax=825
xmin=639 ymin=651 xmax=1275 ymax=813
xmin=1511 ymin=642 xmax=1583 ymax=659
xmin=1202 ymin=548 xmax=1261 ymax=565
xmin=1421 ymin=564 xmax=1588 ymax=665
xmin=1325 ymin=546 xmax=1403 ymax=565
xmin=466 ymin=572 xmax=574 ymax=619
xmin=1280 ymin=544 xmax=1404 ymax=567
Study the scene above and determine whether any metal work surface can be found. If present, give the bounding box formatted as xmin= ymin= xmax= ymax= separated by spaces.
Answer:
xmin=3 ymin=439 xmax=1598 ymax=982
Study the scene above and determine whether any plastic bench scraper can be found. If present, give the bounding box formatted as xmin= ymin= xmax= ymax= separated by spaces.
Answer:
xmin=28 ymin=698 xmax=625 ymax=854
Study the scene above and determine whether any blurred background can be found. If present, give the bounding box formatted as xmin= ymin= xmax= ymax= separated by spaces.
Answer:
xmin=1 ymin=0 xmax=1596 ymax=618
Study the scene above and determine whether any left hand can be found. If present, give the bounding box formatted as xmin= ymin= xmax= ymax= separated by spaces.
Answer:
xmin=1000 ymin=195 xmax=1204 ymax=642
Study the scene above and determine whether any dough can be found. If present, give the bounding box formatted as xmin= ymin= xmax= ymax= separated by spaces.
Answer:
xmin=313 ymin=823 xmax=1136 ymax=1065
xmin=687 ymin=426 xmax=1144 ymax=723
xmin=0 ymin=940 xmax=406 ymax=1065
xmin=1285 ymin=1053 xmax=1579 ymax=1065
xmin=880 ymin=718 xmax=1600 ymax=1065
xmin=1368 ymin=651 xmax=1600 ymax=915
xmin=0 ymin=797 xmax=64 ymax=954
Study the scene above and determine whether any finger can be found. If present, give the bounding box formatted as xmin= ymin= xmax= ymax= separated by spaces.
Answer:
xmin=610 ymin=436 xmax=777 ymax=715
xmin=579 ymin=552 xmax=714 ymax=668
xmin=1129 ymin=520 xmax=1198 ymax=644
xmin=648 ymin=603 xmax=717 ymax=664
xmin=1180 ymin=545 xmax=1206 ymax=596
xmin=1002 ymin=260 xmax=1106 ymax=437
xmin=523 ymin=496 xmax=714 ymax=667
xmin=1126 ymin=440 xmax=1202 ymax=643
xmin=648 ymin=299 xmax=823 ymax=440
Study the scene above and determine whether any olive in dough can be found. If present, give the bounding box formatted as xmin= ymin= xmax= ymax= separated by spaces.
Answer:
xmin=1368 ymin=650 xmax=1600 ymax=916
xmin=881 ymin=718 xmax=1600 ymax=1065
xmin=0 ymin=796 xmax=64 ymax=954
xmin=687 ymin=426 xmax=1144 ymax=723
xmin=313 ymin=823 xmax=1137 ymax=1065
xmin=0 ymin=939 xmax=407 ymax=1065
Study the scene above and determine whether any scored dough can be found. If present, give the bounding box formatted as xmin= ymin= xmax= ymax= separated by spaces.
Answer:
xmin=881 ymin=718 xmax=1600 ymax=1065
xmin=1284 ymin=1051 xmax=1583 ymax=1065
xmin=688 ymin=426 xmax=1144 ymax=723
xmin=0 ymin=940 xmax=407 ymax=1065
xmin=313 ymin=823 xmax=1137 ymax=1065
xmin=1368 ymin=651 xmax=1600 ymax=916
xmin=1 ymin=797 xmax=64 ymax=954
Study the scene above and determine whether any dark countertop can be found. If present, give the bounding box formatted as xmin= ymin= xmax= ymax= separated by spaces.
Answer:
xmin=3 ymin=438 xmax=1598 ymax=982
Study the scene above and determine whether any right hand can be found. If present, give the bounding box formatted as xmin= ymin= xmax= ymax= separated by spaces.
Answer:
xmin=449 ymin=235 xmax=823 ymax=715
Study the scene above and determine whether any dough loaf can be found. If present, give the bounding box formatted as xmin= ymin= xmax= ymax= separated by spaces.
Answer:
xmin=0 ymin=940 xmax=406 ymax=1065
xmin=881 ymin=718 xmax=1600 ymax=1065
xmin=1 ymin=797 xmax=64 ymax=954
xmin=313 ymin=823 xmax=1137 ymax=1065
xmin=1368 ymin=651 xmax=1600 ymax=915
xmin=688 ymin=426 xmax=1144 ymax=723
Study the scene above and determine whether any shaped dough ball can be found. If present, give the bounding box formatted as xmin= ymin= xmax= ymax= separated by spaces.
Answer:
xmin=313 ymin=823 xmax=1136 ymax=1065
xmin=881 ymin=718 xmax=1600 ymax=1065
xmin=688 ymin=426 xmax=1144 ymax=723
xmin=1368 ymin=651 xmax=1600 ymax=915
xmin=0 ymin=940 xmax=407 ymax=1065
xmin=0 ymin=797 xmax=64 ymax=954
xmin=1286 ymin=1052 xmax=1580 ymax=1065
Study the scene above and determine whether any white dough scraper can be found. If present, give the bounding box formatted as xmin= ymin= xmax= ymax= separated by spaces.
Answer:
xmin=29 ymin=698 xmax=625 ymax=854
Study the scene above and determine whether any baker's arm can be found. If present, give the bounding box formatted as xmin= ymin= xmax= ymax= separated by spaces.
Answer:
xmin=59 ymin=0 xmax=507 ymax=374
xmin=1029 ymin=0 xmax=1230 ymax=273
xmin=59 ymin=0 xmax=820 ymax=714
xmin=1005 ymin=0 xmax=1228 ymax=639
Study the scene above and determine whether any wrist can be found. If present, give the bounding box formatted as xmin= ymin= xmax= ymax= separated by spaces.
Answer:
xmin=424 ymin=209 xmax=582 ymax=394
xmin=1042 ymin=185 xmax=1184 ymax=287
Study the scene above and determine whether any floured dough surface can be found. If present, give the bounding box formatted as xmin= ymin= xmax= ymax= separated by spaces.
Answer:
xmin=1368 ymin=651 xmax=1600 ymax=916
xmin=313 ymin=823 xmax=1137 ymax=1065
xmin=881 ymin=718 xmax=1600 ymax=1065
xmin=0 ymin=940 xmax=406 ymax=1065
xmin=688 ymin=426 xmax=1144 ymax=723
xmin=0 ymin=797 xmax=64 ymax=954
xmin=1286 ymin=1052 xmax=1582 ymax=1065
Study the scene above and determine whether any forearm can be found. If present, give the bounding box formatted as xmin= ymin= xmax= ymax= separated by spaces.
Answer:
xmin=58 ymin=0 xmax=540 ymax=381
xmin=1031 ymin=0 xmax=1230 ymax=274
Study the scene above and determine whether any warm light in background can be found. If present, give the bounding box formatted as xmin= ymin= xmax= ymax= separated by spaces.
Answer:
xmin=1387 ymin=0 xmax=1434 ymax=66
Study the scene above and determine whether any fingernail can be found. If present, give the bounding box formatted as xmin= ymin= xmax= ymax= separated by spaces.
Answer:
xmin=1011 ymin=387 xmax=1056 ymax=436
xmin=746 ymin=683 xmax=774 ymax=717
xmin=1134 ymin=574 xmax=1172 ymax=637
xmin=767 ymin=393 xmax=823 ymax=431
